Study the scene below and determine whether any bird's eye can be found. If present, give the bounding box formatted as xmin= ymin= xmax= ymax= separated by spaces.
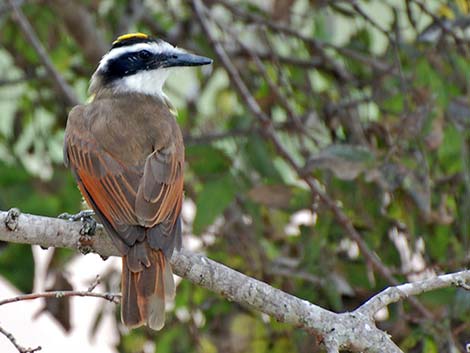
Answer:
xmin=138 ymin=50 xmax=152 ymax=59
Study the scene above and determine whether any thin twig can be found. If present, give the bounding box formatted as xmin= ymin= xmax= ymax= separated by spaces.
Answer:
xmin=213 ymin=0 xmax=352 ymax=82
xmin=183 ymin=120 xmax=300 ymax=145
xmin=115 ymin=0 xmax=147 ymax=37
xmin=0 ymin=0 xmax=24 ymax=16
xmin=209 ymin=14 xmax=308 ymax=138
xmin=7 ymin=0 xmax=79 ymax=106
xmin=228 ymin=48 xmax=324 ymax=68
xmin=0 ymin=77 xmax=31 ymax=86
xmin=47 ymin=0 xmax=108 ymax=64
xmin=0 ymin=290 xmax=121 ymax=306
xmin=87 ymin=275 xmax=101 ymax=292
xmin=350 ymin=1 xmax=394 ymax=44
xmin=184 ymin=128 xmax=255 ymax=145
xmin=0 ymin=324 xmax=41 ymax=353
xmin=411 ymin=0 xmax=470 ymax=56
xmin=357 ymin=270 xmax=470 ymax=317
xmin=217 ymin=0 xmax=400 ymax=83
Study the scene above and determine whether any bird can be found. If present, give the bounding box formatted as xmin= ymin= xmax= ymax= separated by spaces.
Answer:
xmin=63 ymin=32 xmax=212 ymax=330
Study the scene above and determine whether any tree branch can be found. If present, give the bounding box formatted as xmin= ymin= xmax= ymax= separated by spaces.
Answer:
xmin=0 ymin=208 xmax=403 ymax=352
xmin=2 ymin=209 xmax=469 ymax=351
xmin=0 ymin=324 xmax=41 ymax=353
xmin=0 ymin=290 xmax=120 ymax=307
xmin=357 ymin=270 xmax=470 ymax=317
xmin=7 ymin=0 xmax=79 ymax=106
xmin=46 ymin=0 xmax=108 ymax=64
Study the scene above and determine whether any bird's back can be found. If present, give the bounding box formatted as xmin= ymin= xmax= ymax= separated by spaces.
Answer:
xmin=68 ymin=91 xmax=183 ymax=169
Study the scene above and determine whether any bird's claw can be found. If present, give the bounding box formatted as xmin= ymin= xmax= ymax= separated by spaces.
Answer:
xmin=58 ymin=210 xmax=95 ymax=222
xmin=79 ymin=217 xmax=97 ymax=237
xmin=58 ymin=209 xmax=96 ymax=235
xmin=58 ymin=210 xmax=97 ymax=254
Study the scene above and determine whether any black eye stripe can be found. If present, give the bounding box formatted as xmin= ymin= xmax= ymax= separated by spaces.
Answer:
xmin=101 ymin=51 xmax=173 ymax=85
xmin=125 ymin=50 xmax=174 ymax=62
xmin=137 ymin=50 xmax=152 ymax=59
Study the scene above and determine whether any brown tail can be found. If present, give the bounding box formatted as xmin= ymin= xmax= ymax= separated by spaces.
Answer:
xmin=121 ymin=246 xmax=175 ymax=330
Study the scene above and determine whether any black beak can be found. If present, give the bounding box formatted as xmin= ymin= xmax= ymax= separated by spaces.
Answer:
xmin=162 ymin=52 xmax=213 ymax=68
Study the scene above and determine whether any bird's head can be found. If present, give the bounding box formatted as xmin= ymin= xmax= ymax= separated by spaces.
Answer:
xmin=89 ymin=33 xmax=212 ymax=97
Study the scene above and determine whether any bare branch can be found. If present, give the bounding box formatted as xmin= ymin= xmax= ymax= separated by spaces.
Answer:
xmin=0 ymin=324 xmax=41 ymax=353
xmin=0 ymin=77 xmax=31 ymax=86
xmin=0 ymin=208 xmax=403 ymax=352
xmin=350 ymin=1 xmax=394 ymax=43
xmin=87 ymin=274 xmax=101 ymax=292
xmin=0 ymin=290 xmax=120 ymax=306
xmin=357 ymin=270 xmax=470 ymax=317
xmin=2 ymin=209 xmax=468 ymax=350
xmin=227 ymin=48 xmax=324 ymax=68
xmin=115 ymin=0 xmax=147 ymax=38
xmin=0 ymin=0 xmax=24 ymax=16
xmin=0 ymin=275 xmax=117 ymax=351
xmin=46 ymin=0 xmax=108 ymax=64
xmin=411 ymin=0 xmax=470 ymax=53
xmin=7 ymin=0 xmax=79 ymax=106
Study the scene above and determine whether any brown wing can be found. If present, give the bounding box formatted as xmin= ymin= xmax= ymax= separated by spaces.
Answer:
xmin=64 ymin=104 xmax=184 ymax=255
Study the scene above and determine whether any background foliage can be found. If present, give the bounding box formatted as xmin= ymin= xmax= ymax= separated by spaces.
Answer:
xmin=1 ymin=0 xmax=470 ymax=352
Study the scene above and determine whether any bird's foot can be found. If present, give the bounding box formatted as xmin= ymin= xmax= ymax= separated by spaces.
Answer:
xmin=58 ymin=210 xmax=95 ymax=222
xmin=59 ymin=210 xmax=97 ymax=254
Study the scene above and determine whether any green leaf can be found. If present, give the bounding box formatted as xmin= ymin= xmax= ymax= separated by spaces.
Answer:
xmin=305 ymin=144 xmax=375 ymax=180
xmin=437 ymin=125 xmax=462 ymax=174
xmin=323 ymin=276 xmax=343 ymax=311
xmin=382 ymin=93 xmax=404 ymax=114
xmin=198 ymin=336 xmax=217 ymax=353
xmin=243 ymin=138 xmax=283 ymax=182
xmin=193 ymin=175 xmax=237 ymax=234
xmin=0 ymin=244 xmax=34 ymax=293
xmin=428 ymin=225 xmax=451 ymax=262
xmin=422 ymin=337 xmax=438 ymax=353
xmin=186 ymin=145 xmax=232 ymax=178
xmin=120 ymin=330 xmax=147 ymax=353
xmin=230 ymin=314 xmax=267 ymax=353
xmin=155 ymin=327 xmax=187 ymax=353
xmin=452 ymin=289 xmax=470 ymax=320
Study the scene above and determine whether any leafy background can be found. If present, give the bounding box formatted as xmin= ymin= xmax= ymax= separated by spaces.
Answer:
xmin=1 ymin=0 xmax=470 ymax=352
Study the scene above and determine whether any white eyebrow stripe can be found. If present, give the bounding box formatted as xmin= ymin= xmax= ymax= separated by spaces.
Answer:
xmin=97 ymin=41 xmax=183 ymax=71
xmin=101 ymin=43 xmax=153 ymax=64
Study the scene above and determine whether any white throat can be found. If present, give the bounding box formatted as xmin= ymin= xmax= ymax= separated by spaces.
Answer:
xmin=118 ymin=68 xmax=172 ymax=97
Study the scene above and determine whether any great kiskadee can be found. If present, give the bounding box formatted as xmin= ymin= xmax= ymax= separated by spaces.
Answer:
xmin=64 ymin=33 xmax=212 ymax=330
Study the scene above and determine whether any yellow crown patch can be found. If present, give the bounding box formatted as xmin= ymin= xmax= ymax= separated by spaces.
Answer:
xmin=113 ymin=33 xmax=149 ymax=45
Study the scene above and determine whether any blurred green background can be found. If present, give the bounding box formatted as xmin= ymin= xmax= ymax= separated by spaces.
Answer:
xmin=1 ymin=0 xmax=470 ymax=352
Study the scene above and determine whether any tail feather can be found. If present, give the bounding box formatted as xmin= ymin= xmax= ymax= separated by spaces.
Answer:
xmin=147 ymin=295 xmax=165 ymax=330
xmin=162 ymin=255 xmax=175 ymax=299
xmin=121 ymin=246 xmax=173 ymax=330
xmin=121 ymin=261 xmax=144 ymax=327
